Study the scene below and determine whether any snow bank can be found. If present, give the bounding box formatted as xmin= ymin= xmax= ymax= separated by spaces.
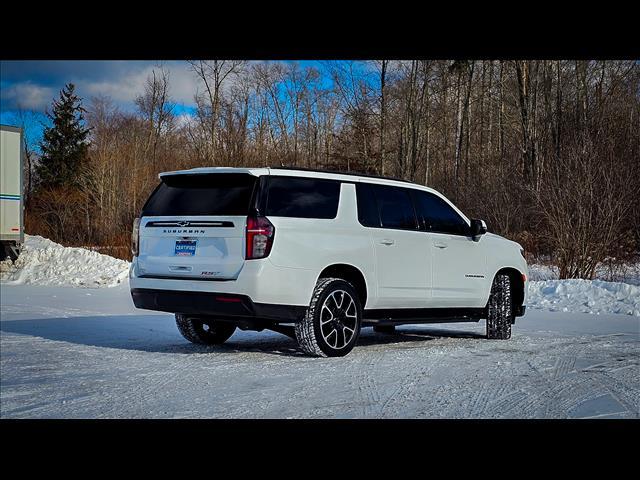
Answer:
xmin=528 ymin=279 xmax=640 ymax=316
xmin=2 ymin=235 xmax=638 ymax=314
xmin=0 ymin=235 xmax=130 ymax=288
xmin=529 ymin=262 xmax=640 ymax=285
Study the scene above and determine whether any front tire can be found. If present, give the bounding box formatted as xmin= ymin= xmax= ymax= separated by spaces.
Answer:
xmin=175 ymin=314 xmax=236 ymax=345
xmin=486 ymin=274 xmax=512 ymax=339
xmin=295 ymin=277 xmax=362 ymax=357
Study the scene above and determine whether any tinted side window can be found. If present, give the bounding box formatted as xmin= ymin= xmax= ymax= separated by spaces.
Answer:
xmin=265 ymin=177 xmax=340 ymax=219
xmin=142 ymin=174 xmax=257 ymax=217
xmin=411 ymin=190 xmax=469 ymax=235
xmin=356 ymin=183 xmax=380 ymax=227
xmin=371 ymin=185 xmax=418 ymax=230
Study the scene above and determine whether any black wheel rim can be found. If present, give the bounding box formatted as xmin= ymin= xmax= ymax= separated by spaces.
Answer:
xmin=319 ymin=290 xmax=358 ymax=350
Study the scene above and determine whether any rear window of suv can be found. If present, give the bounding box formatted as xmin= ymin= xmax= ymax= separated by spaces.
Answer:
xmin=141 ymin=173 xmax=257 ymax=217
xmin=264 ymin=176 xmax=340 ymax=219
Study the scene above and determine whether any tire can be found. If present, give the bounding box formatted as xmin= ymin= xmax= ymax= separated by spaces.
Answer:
xmin=295 ymin=277 xmax=362 ymax=357
xmin=175 ymin=314 xmax=236 ymax=345
xmin=486 ymin=274 xmax=512 ymax=339
xmin=373 ymin=325 xmax=396 ymax=334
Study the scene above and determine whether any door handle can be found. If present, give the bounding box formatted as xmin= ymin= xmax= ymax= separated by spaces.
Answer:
xmin=434 ymin=242 xmax=448 ymax=249
xmin=380 ymin=239 xmax=395 ymax=246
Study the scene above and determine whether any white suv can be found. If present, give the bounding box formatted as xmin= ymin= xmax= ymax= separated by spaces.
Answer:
xmin=130 ymin=167 xmax=528 ymax=357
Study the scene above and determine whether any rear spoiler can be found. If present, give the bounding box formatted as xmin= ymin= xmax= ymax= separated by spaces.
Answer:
xmin=159 ymin=167 xmax=268 ymax=179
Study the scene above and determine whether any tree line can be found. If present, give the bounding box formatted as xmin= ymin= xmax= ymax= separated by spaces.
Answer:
xmin=20 ymin=60 xmax=640 ymax=278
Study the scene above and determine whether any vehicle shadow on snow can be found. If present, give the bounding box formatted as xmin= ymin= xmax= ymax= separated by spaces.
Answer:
xmin=0 ymin=315 xmax=485 ymax=357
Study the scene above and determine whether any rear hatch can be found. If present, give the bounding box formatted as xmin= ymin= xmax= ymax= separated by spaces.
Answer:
xmin=137 ymin=173 xmax=258 ymax=280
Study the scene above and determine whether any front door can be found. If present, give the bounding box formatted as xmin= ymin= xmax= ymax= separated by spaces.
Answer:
xmin=430 ymin=232 xmax=487 ymax=307
xmin=410 ymin=189 xmax=487 ymax=307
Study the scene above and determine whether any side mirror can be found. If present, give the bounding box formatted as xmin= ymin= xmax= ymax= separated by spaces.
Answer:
xmin=470 ymin=219 xmax=487 ymax=239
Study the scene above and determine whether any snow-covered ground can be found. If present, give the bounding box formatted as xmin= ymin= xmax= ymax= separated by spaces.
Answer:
xmin=1 ymin=282 xmax=638 ymax=418
xmin=1 ymin=237 xmax=639 ymax=418
xmin=0 ymin=235 xmax=129 ymax=288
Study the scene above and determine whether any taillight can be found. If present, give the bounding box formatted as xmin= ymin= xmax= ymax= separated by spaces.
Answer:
xmin=131 ymin=217 xmax=140 ymax=256
xmin=245 ymin=216 xmax=275 ymax=260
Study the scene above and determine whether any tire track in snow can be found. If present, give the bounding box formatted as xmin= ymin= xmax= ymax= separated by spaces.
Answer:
xmin=377 ymin=343 xmax=451 ymax=417
xmin=344 ymin=341 xmax=385 ymax=417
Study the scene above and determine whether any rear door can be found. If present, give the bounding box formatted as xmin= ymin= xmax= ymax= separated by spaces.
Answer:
xmin=137 ymin=173 xmax=257 ymax=280
xmin=357 ymin=182 xmax=431 ymax=308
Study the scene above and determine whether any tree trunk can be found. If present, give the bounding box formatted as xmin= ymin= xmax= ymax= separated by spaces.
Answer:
xmin=379 ymin=60 xmax=387 ymax=176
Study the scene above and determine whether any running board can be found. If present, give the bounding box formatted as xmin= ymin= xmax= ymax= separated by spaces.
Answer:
xmin=363 ymin=307 xmax=485 ymax=326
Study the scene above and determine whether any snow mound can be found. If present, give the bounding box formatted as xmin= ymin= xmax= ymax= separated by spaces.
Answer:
xmin=0 ymin=235 xmax=130 ymax=288
xmin=528 ymin=262 xmax=640 ymax=285
xmin=528 ymin=279 xmax=640 ymax=316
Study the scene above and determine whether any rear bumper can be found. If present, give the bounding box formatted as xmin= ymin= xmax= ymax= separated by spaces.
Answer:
xmin=129 ymin=256 xmax=318 ymax=307
xmin=131 ymin=288 xmax=307 ymax=322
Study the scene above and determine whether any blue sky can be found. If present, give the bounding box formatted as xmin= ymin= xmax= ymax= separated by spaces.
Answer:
xmin=0 ymin=60 xmax=378 ymax=151
xmin=1 ymin=61 xmax=211 ymax=147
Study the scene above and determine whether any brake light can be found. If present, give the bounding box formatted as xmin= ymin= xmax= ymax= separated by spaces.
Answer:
xmin=131 ymin=217 xmax=140 ymax=256
xmin=245 ymin=216 xmax=275 ymax=260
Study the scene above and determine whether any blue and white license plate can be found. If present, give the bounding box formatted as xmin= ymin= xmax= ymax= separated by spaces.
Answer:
xmin=175 ymin=240 xmax=197 ymax=256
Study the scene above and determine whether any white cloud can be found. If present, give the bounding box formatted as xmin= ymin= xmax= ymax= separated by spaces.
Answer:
xmin=0 ymin=82 xmax=56 ymax=111
xmin=81 ymin=61 xmax=199 ymax=107
xmin=174 ymin=112 xmax=196 ymax=129
xmin=1 ymin=60 xmax=292 ymax=115
xmin=1 ymin=61 xmax=202 ymax=113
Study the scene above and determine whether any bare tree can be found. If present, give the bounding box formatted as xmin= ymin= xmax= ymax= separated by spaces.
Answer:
xmin=189 ymin=60 xmax=246 ymax=163
xmin=135 ymin=65 xmax=174 ymax=166
xmin=22 ymin=59 xmax=639 ymax=275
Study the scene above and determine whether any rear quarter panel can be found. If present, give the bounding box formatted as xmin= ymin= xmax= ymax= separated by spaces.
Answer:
xmin=266 ymin=182 xmax=376 ymax=305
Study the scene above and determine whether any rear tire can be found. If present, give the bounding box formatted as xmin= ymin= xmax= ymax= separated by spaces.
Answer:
xmin=373 ymin=325 xmax=396 ymax=334
xmin=175 ymin=314 xmax=236 ymax=345
xmin=486 ymin=274 xmax=512 ymax=340
xmin=295 ymin=277 xmax=362 ymax=357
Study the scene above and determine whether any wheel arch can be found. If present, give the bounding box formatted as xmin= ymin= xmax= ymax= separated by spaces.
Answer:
xmin=494 ymin=267 xmax=525 ymax=310
xmin=317 ymin=263 xmax=368 ymax=308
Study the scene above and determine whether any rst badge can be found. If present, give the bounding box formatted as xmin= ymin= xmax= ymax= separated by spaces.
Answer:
xmin=175 ymin=240 xmax=197 ymax=256
xmin=201 ymin=271 xmax=221 ymax=276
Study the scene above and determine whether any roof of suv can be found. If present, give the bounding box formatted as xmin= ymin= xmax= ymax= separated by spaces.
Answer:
xmin=159 ymin=166 xmax=436 ymax=193
xmin=158 ymin=166 xmax=470 ymax=223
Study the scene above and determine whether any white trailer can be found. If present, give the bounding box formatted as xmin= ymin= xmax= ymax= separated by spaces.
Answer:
xmin=0 ymin=125 xmax=24 ymax=261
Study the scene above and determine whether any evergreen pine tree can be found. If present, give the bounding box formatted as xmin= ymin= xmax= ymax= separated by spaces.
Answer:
xmin=36 ymin=83 xmax=91 ymax=189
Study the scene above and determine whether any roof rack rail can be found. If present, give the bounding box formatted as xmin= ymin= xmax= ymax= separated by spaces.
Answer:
xmin=268 ymin=166 xmax=415 ymax=185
